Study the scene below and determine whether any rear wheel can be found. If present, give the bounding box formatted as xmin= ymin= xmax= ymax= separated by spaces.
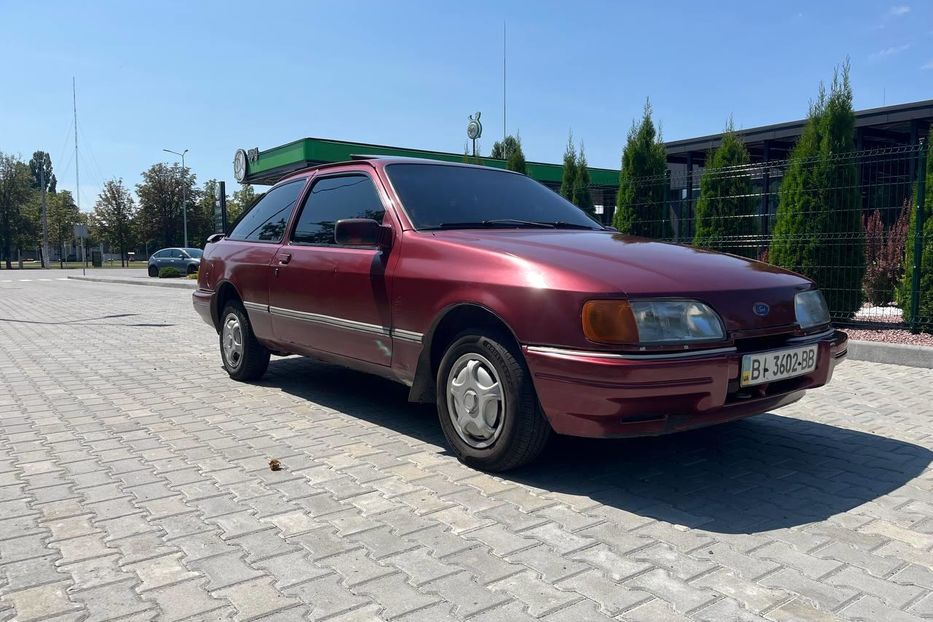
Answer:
xmin=220 ymin=301 xmax=270 ymax=381
xmin=148 ymin=265 xmax=158 ymax=277
xmin=436 ymin=331 xmax=551 ymax=472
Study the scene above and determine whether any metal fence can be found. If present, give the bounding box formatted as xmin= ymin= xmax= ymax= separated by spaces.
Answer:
xmin=597 ymin=142 xmax=930 ymax=333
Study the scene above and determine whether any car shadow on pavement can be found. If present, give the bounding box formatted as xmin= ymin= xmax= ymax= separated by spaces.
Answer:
xmin=266 ymin=357 xmax=932 ymax=534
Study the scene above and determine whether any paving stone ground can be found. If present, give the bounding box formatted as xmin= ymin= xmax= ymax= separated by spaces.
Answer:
xmin=0 ymin=277 xmax=931 ymax=621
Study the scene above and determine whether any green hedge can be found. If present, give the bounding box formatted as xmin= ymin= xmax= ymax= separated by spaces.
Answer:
xmin=158 ymin=266 xmax=181 ymax=278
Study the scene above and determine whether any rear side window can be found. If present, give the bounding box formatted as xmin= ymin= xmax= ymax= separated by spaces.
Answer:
xmin=228 ymin=180 xmax=304 ymax=242
xmin=292 ymin=174 xmax=386 ymax=245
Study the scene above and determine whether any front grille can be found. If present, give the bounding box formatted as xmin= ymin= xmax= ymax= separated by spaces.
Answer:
xmin=733 ymin=333 xmax=794 ymax=353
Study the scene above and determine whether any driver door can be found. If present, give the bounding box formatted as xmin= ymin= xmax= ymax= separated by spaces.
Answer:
xmin=269 ymin=169 xmax=393 ymax=366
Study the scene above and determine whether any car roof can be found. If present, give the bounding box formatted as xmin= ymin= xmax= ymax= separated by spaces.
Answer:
xmin=276 ymin=156 xmax=520 ymax=187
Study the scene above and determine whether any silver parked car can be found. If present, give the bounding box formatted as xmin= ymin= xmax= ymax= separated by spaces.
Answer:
xmin=147 ymin=247 xmax=202 ymax=277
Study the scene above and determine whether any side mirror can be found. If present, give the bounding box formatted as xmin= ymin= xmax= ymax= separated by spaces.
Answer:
xmin=334 ymin=219 xmax=389 ymax=248
xmin=206 ymin=233 xmax=225 ymax=244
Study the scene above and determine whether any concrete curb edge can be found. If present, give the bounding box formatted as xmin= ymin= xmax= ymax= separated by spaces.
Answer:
xmin=68 ymin=275 xmax=197 ymax=290
xmin=847 ymin=340 xmax=933 ymax=369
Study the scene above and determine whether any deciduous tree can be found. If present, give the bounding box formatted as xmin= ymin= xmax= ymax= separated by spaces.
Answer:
xmin=0 ymin=153 xmax=33 ymax=269
xmin=491 ymin=135 xmax=520 ymax=160
xmin=91 ymin=179 xmax=137 ymax=266
xmin=136 ymin=163 xmax=197 ymax=249
xmin=227 ymin=184 xmax=257 ymax=225
xmin=48 ymin=190 xmax=80 ymax=267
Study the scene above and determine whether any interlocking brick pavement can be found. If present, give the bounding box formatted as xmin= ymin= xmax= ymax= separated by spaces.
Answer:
xmin=0 ymin=277 xmax=931 ymax=621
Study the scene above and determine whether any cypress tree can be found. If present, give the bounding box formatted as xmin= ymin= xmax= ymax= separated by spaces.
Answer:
xmin=896 ymin=128 xmax=933 ymax=330
xmin=771 ymin=63 xmax=864 ymax=317
xmin=573 ymin=145 xmax=595 ymax=216
xmin=559 ymin=134 xmax=577 ymax=201
xmin=612 ymin=100 xmax=669 ymax=238
xmin=506 ymin=136 xmax=526 ymax=175
xmin=693 ymin=122 xmax=757 ymax=257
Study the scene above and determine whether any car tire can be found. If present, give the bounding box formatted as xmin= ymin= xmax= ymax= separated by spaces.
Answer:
xmin=436 ymin=331 xmax=551 ymax=472
xmin=219 ymin=301 xmax=270 ymax=381
xmin=187 ymin=264 xmax=197 ymax=276
xmin=148 ymin=265 xmax=158 ymax=277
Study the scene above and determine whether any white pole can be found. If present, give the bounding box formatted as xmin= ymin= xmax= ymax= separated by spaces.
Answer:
xmin=182 ymin=151 xmax=188 ymax=248
xmin=73 ymin=77 xmax=80 ymax=211
xmin=503 ymin=21 xmax=507 ymax=142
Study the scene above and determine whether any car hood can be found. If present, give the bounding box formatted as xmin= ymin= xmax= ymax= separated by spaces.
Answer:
xmin=430 ymin=229 xmax=813 ymax=331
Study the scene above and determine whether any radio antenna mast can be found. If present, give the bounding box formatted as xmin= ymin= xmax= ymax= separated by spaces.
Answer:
xmin=502 ymin=21 xmax=507 ymax=142
xmin=73 ymin=77 xmax=80 ymax=210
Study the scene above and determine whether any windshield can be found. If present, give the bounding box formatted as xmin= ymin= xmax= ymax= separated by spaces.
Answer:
xmin=184 ymin=248 xmax=203 ymax=258
xmin=386 ymin=164 xmax=602 ymax=230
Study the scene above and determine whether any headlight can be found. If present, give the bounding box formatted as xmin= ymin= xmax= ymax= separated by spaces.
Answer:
xmin=795 ymin=290 xmax=830 ymax=329
xmin=582 ymin=299 xmax=725 ymax=345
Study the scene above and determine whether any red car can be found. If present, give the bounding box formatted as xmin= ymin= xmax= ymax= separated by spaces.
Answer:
xmin=194 ymin=158 xmax=847 ymax=471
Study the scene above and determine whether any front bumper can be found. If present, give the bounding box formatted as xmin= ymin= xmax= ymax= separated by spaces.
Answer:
xmin=523 ymin=329 xmax=848 ymax=438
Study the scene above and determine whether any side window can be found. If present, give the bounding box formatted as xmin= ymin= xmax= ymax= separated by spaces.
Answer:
xmin=153 ymin=250 xmax=167 ymax=258
xmin=292 ymin=174 xmax=386 ymax=245
xmin=228 ymin=180 xmax=304 ymax=242
xmin=170 ymin=249 xmax=183 ymax=258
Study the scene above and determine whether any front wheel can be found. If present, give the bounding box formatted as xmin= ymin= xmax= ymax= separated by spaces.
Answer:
xmin=436 ymin=332 xmax=551 ymax=472
xmin=220 ymin=301 xmax=270 ymax=381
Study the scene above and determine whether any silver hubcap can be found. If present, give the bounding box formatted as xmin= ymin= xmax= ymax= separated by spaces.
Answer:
xmin=222 ymin=313 xmax=244 ymax=370
xmin=446 ymin=353 xmax=505 ymax=449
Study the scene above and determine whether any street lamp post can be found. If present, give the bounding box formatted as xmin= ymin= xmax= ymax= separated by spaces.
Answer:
xmin=163 ymin=148 xmax=189 ymax=248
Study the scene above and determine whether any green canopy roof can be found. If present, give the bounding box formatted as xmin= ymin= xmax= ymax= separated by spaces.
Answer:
xmin=241 ymin=137 xmax=620 ymax=187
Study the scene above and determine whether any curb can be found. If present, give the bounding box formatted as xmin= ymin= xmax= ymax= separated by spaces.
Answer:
xmin=68 ymin=275 xmax=197 ymax=290
xmin=847 ymin=340 xmax=933 ymax=369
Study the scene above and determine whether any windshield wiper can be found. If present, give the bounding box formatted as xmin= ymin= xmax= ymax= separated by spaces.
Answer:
xmin=426 ymin=219 xmax=555 ymax=230
xmin=542 ymin=221 xmax=602 ymax=230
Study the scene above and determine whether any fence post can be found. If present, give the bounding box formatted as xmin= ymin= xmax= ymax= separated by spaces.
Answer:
xmin=910 ymin=138 xmax=927 ymax=333
xmin=664 ymin=170 xmax=674 ymax=242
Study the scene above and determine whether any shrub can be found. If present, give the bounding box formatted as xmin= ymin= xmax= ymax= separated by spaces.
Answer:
xmin=863 ymin=205 xmax=909 ymax=306
xmin=158 ymin=266 xmax=181 ymax=278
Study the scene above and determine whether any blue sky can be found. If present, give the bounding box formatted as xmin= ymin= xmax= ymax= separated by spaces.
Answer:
xmin=1 ymin=0 xmax=930 ymax=210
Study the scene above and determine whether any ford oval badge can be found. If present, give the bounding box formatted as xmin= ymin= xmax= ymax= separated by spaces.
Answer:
xmin=753 ymin=302 xmax=770 ymax=317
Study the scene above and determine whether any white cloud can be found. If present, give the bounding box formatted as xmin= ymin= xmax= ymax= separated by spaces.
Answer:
xmin=870 ymin=43 xmax=911 ymax=59
xmin=888 ymin=5 xmax=910 ymax=16
xmin=922 ymin=59 xmax=933 ymax=70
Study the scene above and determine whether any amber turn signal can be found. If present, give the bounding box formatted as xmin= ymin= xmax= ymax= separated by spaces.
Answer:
xmin=582 ymin=300 xmax=639 ymax=344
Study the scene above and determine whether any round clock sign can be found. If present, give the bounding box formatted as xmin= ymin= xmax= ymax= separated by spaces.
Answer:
xmin=467 ymin=112 xmax=483 ymax=140
xmin=233 ymin=149 xmax=248 ymax=183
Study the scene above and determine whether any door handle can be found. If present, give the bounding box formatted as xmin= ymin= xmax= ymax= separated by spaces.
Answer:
xmin=278 ymin=253 xmax=292 ymax=265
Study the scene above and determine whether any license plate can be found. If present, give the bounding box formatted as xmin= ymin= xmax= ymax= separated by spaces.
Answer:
xmin=741 ymin=345 xmax=817 ymax=387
